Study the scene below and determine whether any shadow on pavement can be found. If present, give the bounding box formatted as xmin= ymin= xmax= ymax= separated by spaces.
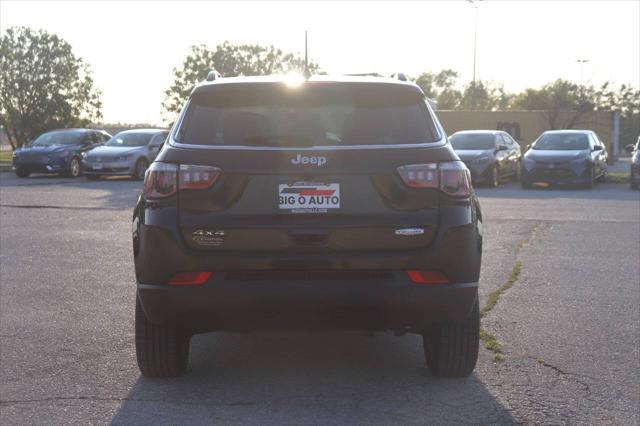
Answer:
xmin=112 ymin=332 xmax=513 ymax=424
xmin=475 ymin=181 xmax=637 ymax=201
xmin=0 ymin=172 xmax=142 ymax=210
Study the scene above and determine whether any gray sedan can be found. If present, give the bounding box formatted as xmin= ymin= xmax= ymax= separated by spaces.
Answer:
xmin=81 ymin=129 xmax=168 ymax=180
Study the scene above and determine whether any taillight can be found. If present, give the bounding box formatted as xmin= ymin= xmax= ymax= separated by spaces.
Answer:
xmin=407 ymin=270 xmax=449 ymax=285
xmin=143 ymin=163 xmax=177 ymax=199
xmin=142 ymin=163 xmax=221 ymax=199
xmin=397 ymin=161 xmax=471 ymax=197
xmin=168 ymin=272 xmax=212 ymax=286
xmin=179 ymin=164 xmax=220 ymax=190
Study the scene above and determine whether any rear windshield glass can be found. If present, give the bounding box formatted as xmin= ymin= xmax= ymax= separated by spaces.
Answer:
xmin=175 ymin=84 xmax=439 ymax=147
xmin=105 ymin=132 xmax=154 ymax=147
xmin=534 ymin=133 xmax=589 ymax=150
xmin=450 ymin=133 xmax=495 ymax=150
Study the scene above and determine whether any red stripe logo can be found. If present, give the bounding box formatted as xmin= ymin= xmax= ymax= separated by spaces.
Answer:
xmin=299 ymin=189 xmax=336 ymax=196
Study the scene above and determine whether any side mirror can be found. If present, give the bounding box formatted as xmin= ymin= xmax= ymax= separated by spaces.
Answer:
xmin=592 ymin=145 xmax=603 ymax=152
xmin=626 ymin=144 xmax=635 ymax=154
xmin=498 ymin=145 xmax=509 ymax=151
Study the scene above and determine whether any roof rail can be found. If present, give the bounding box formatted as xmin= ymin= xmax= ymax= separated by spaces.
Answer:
xmin=344 ymin=73 xmax=384 ymax=77
xmin=206 ymin=69 xmax=221 ymax=82
xmin=391 ymin=72 xmax=408 ymax=82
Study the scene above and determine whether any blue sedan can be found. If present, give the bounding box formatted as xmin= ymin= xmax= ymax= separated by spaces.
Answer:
xmin=12 ymin=129 xmax=111 ymax=178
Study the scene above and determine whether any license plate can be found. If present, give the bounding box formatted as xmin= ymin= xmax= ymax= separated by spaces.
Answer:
xmin=93 ymin=164 xmax=103 ymax=170
xmin=278 ymin=182 xmax=340 ymax=213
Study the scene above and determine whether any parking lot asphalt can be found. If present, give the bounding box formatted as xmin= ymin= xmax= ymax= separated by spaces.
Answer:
xmin=1 ymin=173 xmax=638 ymax=425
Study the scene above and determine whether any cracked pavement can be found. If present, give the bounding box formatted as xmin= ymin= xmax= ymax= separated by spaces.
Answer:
xmin=1 ymin=173 xmax=639 ymax=424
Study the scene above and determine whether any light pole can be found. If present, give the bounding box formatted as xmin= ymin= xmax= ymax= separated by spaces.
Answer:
xmin=467 ymin=0 xmax=481 ymax=110
xmin=576 ymin=58 xmax=589 ymax=87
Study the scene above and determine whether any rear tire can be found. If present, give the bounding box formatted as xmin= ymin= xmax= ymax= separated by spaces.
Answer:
xmin=135 ymin=297 xmax=190 ymax=378
xmin=15 ymin=168 xmax=30 ymax=178
xmin=488 ymin=165 xmax=499 ymax=188
xmin=583 ymin=166 xmax=595 ymax=189
xmin=65 ymin=156 xmax=81 ymax=178
xmin=132 ymin=158 xmax=149 ymax=181
xmin=423 ymin=299 xmax=480 ymax=378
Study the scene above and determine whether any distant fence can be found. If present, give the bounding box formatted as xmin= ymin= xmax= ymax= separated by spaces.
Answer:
xmin=436 ymin=110 xmax=619 ymax=160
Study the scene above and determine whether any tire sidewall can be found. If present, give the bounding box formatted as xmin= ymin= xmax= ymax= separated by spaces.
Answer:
xmin=133 ymin=158 xmax=149 ymax=180
xmin=68 ymin=157 xmax=81 ymax=178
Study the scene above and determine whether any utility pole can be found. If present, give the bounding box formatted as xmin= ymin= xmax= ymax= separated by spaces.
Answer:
xmin=303 ymin=30 xmax=311 ymax=79
xmin=576 ymin=58 xmax=589 ymax=87
xmin=467 ymin=0 xmax=480 ymax=110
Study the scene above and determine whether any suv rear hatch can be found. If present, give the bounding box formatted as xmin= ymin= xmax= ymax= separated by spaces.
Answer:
xmin=160 ymin=82 xmax=462 ymax=252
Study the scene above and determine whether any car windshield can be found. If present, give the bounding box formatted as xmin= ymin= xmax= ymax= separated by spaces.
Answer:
xmin=31 ymin=131 xmax=84 ymax=146
xmin=105 ymin=132 xmax=154 ymax=147
xmin=175 ymin=83 xmax=440 ymax=147
xmin=534 ymin=133 xmax=589 ymax=150
xmin=450 ymin=133 xmax=495 ymax=150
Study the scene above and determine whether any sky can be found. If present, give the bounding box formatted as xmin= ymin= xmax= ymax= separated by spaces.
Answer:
xmin=1 ymin=0 xmax=639 ymax=125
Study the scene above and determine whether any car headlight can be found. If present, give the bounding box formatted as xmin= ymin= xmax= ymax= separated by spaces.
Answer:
xmin=115 ymin=154 xmax=134 ymax=161
xmin=523 ymin=158 xmax=536 ymax=170
xmin=471 ymin=154 xmax=492 ymax=163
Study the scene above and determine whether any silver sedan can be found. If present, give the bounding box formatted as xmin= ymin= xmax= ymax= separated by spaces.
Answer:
xmin=81 ymin=129 xmax=168 ymax=180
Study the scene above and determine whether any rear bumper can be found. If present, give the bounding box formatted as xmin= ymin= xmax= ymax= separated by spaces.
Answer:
xmin=137 ymin=279 xmax=478 ymax=332
xmin=134 ymin=196 xmax=482 ymax=332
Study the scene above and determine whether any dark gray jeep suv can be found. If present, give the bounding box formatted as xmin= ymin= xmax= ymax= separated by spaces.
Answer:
xmin=133 ymin=74 xmax=483 ymax=378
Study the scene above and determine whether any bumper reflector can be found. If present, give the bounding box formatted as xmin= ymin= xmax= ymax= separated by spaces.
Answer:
xmin=407 ymin=270 xmax=449 ymax=285
xmin=168 ymin=272 xmax=212 ymax=286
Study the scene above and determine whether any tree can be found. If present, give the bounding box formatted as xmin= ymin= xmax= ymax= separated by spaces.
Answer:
xmin=163 ymin=41 xmax=321 ymax=116
xmin=0 ymin=27 xmax=102 ymax=149
xmin=415 ymin=69 xmax=462 ymax=109
xmin=459 ymin=81 xmax=513 ymax=111
xmin=595 ymin=82 xmax=640 ymax=145
xmin=512 ymin=79 xmax=595 ymax=129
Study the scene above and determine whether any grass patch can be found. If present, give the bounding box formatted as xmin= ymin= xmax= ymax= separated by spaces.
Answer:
xmin=605 ymin=172 xmax=630 ymax=184
xmin=480 ymin=328 xmax=504 ymax=361
xmin=479 ymin=258 xmax=527 ymax=362
xmin=0 ymin=150 xmax=12 ymax=164
xmin=481 ymin=260 xmax=522 ymax=318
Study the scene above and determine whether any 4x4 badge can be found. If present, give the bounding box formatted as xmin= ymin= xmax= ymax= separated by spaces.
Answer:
xmin=395 ymin=228 xmax=425 ymax=236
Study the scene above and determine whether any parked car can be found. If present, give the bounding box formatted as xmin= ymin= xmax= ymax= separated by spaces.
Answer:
xmin=521 ymin=130 xmax=608 ymax=189
xmin=449 ymin=130 xmax=521 ymax=187
xmin=82 ymin=129 xmax=168 ymax=180
xmin=626 ymin=136 xmax=640 ymax=190
xmin=133 ymin=74 xmax=483 ymax=378
xmin=12 ymin=129 xmax=111 ymax=178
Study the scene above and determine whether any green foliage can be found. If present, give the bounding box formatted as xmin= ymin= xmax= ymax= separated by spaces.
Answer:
xmin=163 ymin=41 xmax=321 ymax=117
xmin=0 ymin=27 xmax=102 ymax=149
xmin=512 ymin=79 xmax=597 ymax=129
xmin=414 ymin=71 xmax=512 ymax=111
xmin=460 ymin=81 xmax=513 ymax=111
xmin=415 ymin=69 xmax=463 ymax=110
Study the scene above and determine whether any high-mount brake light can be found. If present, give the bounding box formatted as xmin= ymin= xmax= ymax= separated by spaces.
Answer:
xmin=143 ymin=163 xmax=177 ymax=199
xmin=179 ymin=164 xmax=221 ymax=190
xmin=407 ymin=270 xmax=449 ymax=285
xmin=397 ymin=162 xmax=471 ymax=197
xmin=168 ymin=272 xmax=212 ymax=286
